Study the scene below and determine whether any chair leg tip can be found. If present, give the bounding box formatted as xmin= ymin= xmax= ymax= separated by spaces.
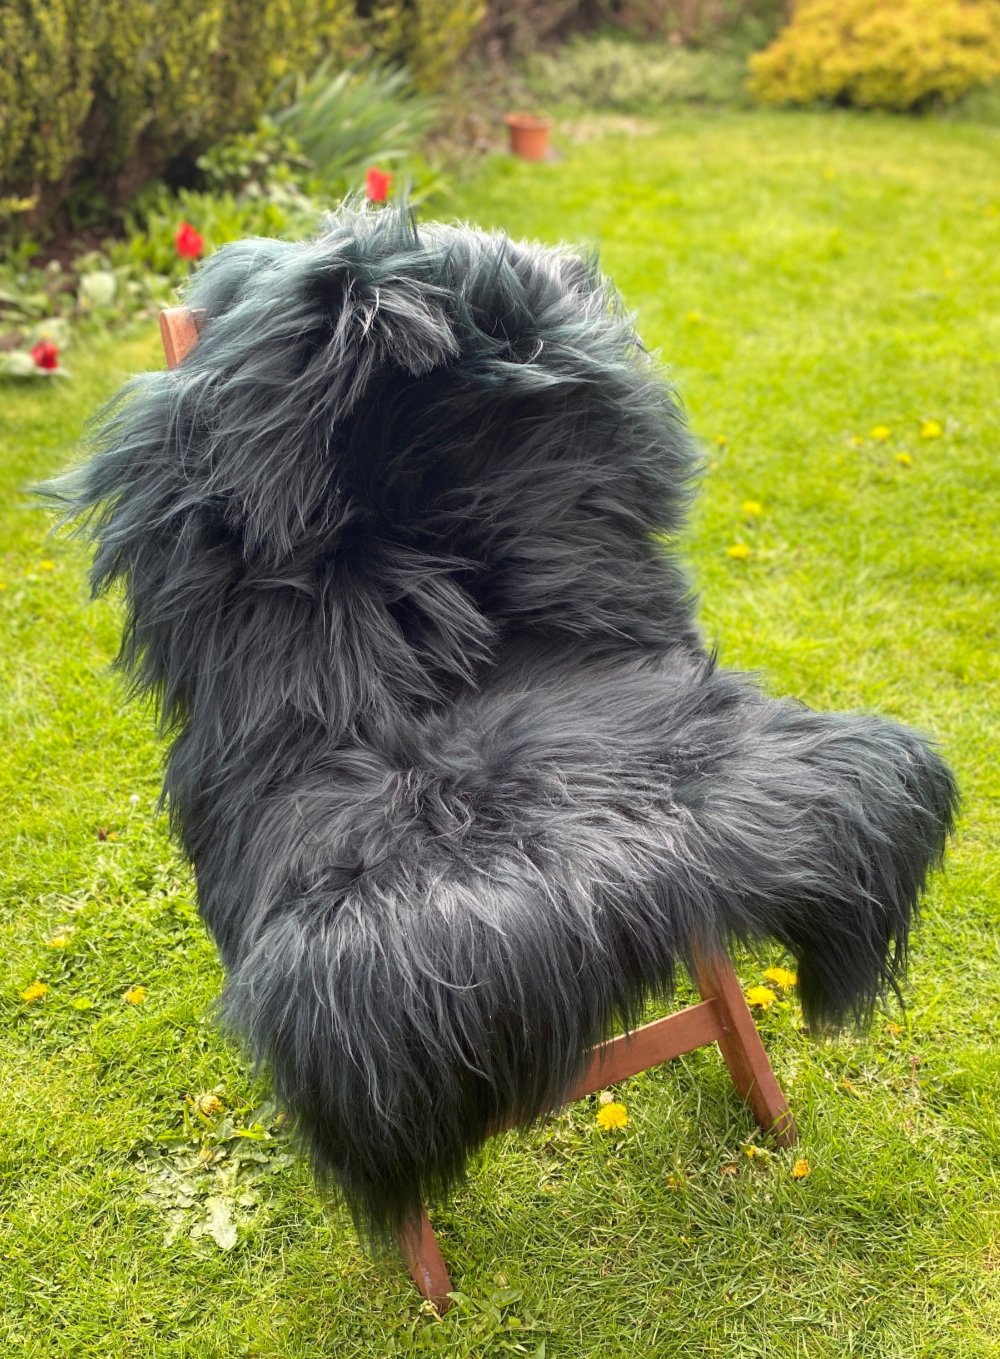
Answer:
xmin=398 ymin=1208 xmax=454 ymax=1307
xmin=771 ymin=1109 xmax=798 ymax=1147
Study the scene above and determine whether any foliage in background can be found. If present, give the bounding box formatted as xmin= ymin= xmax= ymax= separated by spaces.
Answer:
xmin=948 ymin=76 xmax=1000 ymax=122
xmin=0 ymin=0 xmax=354 ymax=237
xmin=0 ymin=52 xmax=447 ymax=378
xmin=273 ymin=63 xmax=438 ymax=192
xmin=194 ymin=121 xmax=315 ymax=199
xmin=0 ymin=136 xmax=322 ymax=377
xmin=750 ymin=0 xmax=1000 ymax=111
xmin=606 ymin=0 xmax=787 ymax=49
xmin=527 ymin=34 xmax=749 ymax=109
xmin=473 ymin=0 xmax=598 ymax=59
xmin=364 ymin=0 xmax=486 ymax=92
xmin=0 ymin=0 xmax=478 ymax=242
xmin=472 ymin=0 xmax=787 ymax=59
xmin=0 ymin=0 xmax=780 ymax=248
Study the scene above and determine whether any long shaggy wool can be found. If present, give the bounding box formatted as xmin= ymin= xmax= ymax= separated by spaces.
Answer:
xmin=50 ymin=204 xmax=957 ymax=1242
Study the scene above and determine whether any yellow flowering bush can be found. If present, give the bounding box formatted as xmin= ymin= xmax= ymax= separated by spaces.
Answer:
xmin=749 ymin=0 xmax=1000 ymax=112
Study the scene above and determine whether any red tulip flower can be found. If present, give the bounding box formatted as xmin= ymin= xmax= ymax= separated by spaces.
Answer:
xmin=31 ymin=340 xmax=59 ymax=371
xmin=175 ymin=222 xmax=204 ymax=260
xmin=365 ymin=167 xmax=392 ymax=204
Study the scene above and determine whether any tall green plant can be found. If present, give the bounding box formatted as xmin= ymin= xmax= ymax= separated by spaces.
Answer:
xmin=272 ymin=63 xmax=437 ymax=191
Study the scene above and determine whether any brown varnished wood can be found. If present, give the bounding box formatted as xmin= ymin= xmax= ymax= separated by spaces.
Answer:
xmin=401 ymin=961 xmax=795 ymax=1302
xmin=398 ymin=1207 xmax=454 ymax=1312
xmin=691 ymin=947 xmax=798 ymax=1146
xmin=159 ymin=306 xmax=204 ymax=369
xmin=567 ymin=999 xmax=724 ymax=1100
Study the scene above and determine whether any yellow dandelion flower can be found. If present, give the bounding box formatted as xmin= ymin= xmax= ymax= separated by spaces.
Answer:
xmin=741 ymin=500 xmax=764 ymax=518
xmin=45 ymin=934 xmax=70 ymax=948
xmin=886 ymin=1020 xmax=902 ymax=1037
xmin=715 ymin=434 xmax=728 ymax=447
xmin=895 ymin=452 xmax=913 ymax=467
xmin=39 ymin=560 xmax=56 ymax=572
xmin=763 ymin=966 xmax=797 ymax=989
xmin=848 ymin=435 xmax=865 ymax=448
xmin=744 ymin=1144 xmax=758 ymax=1158
xmin=596 ymin=1101 xmax=629 ymax=1131
xmin=726 ymin=543 xmax=751 ymax=561
xmin=21 ymin=981 xmax=48 ymax=1002
xmin=920 ymin=420 xmax=942 ymax=439
xmin=686 ymin=310 xmax=704 ymax=324
xmin=124 ymin=986 xmax=147 ymax=1005
xmin=745 ymin=985 xmax=777 ymax=1009
xmin=870 ymin=425 xmax=891 ymax=442
xmin=792 ymin=1158 xmax=811 ymax=1179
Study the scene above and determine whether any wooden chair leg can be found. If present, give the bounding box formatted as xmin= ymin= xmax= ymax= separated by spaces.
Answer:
xmin=395 ymin=948 xmax=794 ymax=1304
xmin=691 ymin=947 xmax=798 ymax=1147
xmin=398 ymin=1207 xmax=454 ymax=1312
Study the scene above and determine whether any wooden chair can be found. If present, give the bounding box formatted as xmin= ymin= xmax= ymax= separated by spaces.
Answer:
xmin=159 ymin=304 xmax=798 ymax=1312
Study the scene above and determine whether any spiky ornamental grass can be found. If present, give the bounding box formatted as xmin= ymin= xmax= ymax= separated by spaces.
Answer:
xmin=41 ymin=201 xmax=957 ymax=1245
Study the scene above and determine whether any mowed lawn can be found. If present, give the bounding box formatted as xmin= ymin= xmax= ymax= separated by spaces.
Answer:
xmin=2 ymin=110 xmax=998 ymax=1358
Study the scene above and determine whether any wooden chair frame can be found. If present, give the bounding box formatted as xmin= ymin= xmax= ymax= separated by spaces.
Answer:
xmin=159 ymin=305 xmax=798 ymax=1311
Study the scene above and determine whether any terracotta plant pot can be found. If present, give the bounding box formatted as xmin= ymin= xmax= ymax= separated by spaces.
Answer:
xmin=504 ymin=114 xmax=552 ymax=162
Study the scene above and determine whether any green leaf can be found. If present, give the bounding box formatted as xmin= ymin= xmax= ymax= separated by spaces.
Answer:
xmin=202 ymin=1196 xmax=237 ymax=1250
xmin=1 ymin=351 xmax=39 ymax=377
xmin=79 ymin=270 xmax=117 ymax=307
xmin=491 ymin=1287 xmax=523 ymax=1306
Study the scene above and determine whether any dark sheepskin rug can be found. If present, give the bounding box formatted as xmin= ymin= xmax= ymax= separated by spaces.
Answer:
xmin=49 ymin=205 xmax=957 ymax=1242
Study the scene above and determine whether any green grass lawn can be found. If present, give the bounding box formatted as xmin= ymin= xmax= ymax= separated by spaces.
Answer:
xmin=3 ymin=109 xmax=999 ymax=1358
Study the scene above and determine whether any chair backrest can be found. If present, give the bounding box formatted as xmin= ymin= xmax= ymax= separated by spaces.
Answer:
xmin=159 ymin=306 xmax=203 ymax=368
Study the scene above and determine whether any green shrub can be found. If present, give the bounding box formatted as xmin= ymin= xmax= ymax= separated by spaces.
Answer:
xmin=609 ymin=0 xmax=787 ymax=50
xmin=527 ymin=34 xmax=748 ymax=109
xmin=472 ymin=0 xmax=786 ymax=60
xmin=0 ymin=0 xmax=354 ymax=236
xmin=948 ymin=78 xmax=1000 ymax=123
xmin=749 ymin=0 xmax=1000 ymax=111
xmin=473 ymin=0 xmax=590 ymax=60
xmin=365 ymin=0 xmax=486 ymax=92
xmin=195 ymin=121 xmax=314 ymax=199
xmin=0 ymin=0 xmax=479 ymax=240
xmin=118 ymin=186 xmax=324 ymax=281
